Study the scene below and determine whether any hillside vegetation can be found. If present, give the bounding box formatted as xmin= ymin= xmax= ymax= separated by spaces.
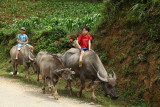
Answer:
xmin=94 ymin=0 xmax=160 ymax=106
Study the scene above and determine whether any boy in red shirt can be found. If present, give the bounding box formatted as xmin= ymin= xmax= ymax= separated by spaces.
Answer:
xmin=76 ymin=26 xmax=92 ymax=67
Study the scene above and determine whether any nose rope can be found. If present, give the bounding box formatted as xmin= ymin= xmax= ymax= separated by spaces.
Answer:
xmin=109 ymin=91 xmax=115 ymax=96
xmin=88 ymin=60 xmax=98 ymax=73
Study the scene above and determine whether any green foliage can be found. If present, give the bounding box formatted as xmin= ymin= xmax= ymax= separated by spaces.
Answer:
xmin=138 ymin=54 xmax=148 ymax=62
xmin=35 ymin=27 xmax=69 ymax=53
xmin=121 ymin=65 xmax=134 ymax=76
xmin=0 ymin=0 xmax=102 ymax=20
xmin=112 ymin=39 xmax=119 ymax=45
xmin=8 ymin=14 xmax=101 ymax=32
xmin=130 ymin=99 xmax=149 ymax=107
xmin=0 ymin=28 xmax=18 ymax=54
xmin=108 ymin=59 xmax=115 ymax=66
xmin=121 ymin=90 xmax=135 ymax=101
xmin=154 ymin=53 xmax=160 ymax=60
xmin=0 ymin=21 xmax=7 ymax=28
xmin=130 ymin=58 xmax=140 ymax=66
xmin=97 ymin=0 xmax=160 ymax=40
xmin=156 ymin=65 xmax=160 ymax=71
xmin=99 ymin=53 xmax=109 ymax=63
xmin=107 ymin=66 xmax=117 ymax=73
xmin=118 ymin=53 xmax=127 ymax=63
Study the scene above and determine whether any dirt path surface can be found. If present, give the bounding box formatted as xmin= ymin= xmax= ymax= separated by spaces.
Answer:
xmin=0 ymin=77 xmax=101 ymax=107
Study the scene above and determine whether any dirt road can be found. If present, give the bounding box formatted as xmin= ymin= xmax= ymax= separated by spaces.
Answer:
xmin=0 ymin=77 xmax=100 ymax=107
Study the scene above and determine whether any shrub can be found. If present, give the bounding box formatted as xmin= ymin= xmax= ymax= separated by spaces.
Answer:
xmin=35 ymin=27 xmax=69 ymax=53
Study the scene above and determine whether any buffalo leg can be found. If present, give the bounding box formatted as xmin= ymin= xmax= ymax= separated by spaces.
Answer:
xmin=37 ymin=67 xmax=40 ymax=82
xmin=88 ymin=81 xmax=100 ymax=101
xmin=27 ymin=64 xmax=30 ymax=80
xmin=12 ymin=62 xmax=17 ymax=75
xmin=51 ymin=80 xmax=59 ymax=100
xmin=66 ymin=80 xmax=73 ymax=95
xmin=31 ymin=63 xmax=37 ymax=73
xmin=24 ymin=63 xmax=30 ymax=80
xmin=51 ymin=85 xmax=59 ymax=100
xmin=78 ymin=77 xmax=85 ymax=97
xmin=37 ymin=71 xmax=40 ymax=82
xmin=42 ymin=77 xmax=46 ymax=94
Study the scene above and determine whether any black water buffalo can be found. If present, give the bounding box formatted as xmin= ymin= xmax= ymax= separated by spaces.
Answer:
xmin=61 ymin=48 xmax=119 ymax=100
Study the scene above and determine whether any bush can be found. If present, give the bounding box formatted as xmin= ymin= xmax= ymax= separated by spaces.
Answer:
xmin=34 ymin=27 xmax=69 ymax=53
xmin=0 ymin=28 xmax=18 ymax=55
xmin=0 ymin=21 xmax=7 ymax=28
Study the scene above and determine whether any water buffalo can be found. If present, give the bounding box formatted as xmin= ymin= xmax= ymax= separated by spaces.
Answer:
xmin=61 ymin=48 xmax=119 ymax=100
xmin=36 ymin=51 xmax=75 ymax=99
xmin=10 ymin=45 xmax=37 ymax=80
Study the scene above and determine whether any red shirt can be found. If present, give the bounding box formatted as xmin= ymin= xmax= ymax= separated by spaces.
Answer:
xmin=77 ymin=34 xmax=92 ymax=48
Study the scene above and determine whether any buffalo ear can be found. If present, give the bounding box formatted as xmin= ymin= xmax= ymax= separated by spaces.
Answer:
xmin=71 ymin=71 xmax=75 ymax=74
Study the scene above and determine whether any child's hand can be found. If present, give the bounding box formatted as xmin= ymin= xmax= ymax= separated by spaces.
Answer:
xmin=20 ymin=42 xmax=24 ymax=44
xmin=21 ymin=42 xmax=25 ymax=45
xmin=78 ymin=47 xmax=81 ymax=50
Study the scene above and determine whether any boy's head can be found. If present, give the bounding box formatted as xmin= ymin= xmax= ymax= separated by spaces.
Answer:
xmin=82 ymin=26 xmax=90 ymax=35
xmin=20 ymin=27 xmax=26 ymax=34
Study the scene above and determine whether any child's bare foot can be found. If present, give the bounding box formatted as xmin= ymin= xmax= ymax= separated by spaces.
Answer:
xmin=79 ymin=61 xmax=83 ymax=67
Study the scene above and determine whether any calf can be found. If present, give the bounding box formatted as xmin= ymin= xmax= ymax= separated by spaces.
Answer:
xmin=36 ymin=52 xmax=75 ymax=99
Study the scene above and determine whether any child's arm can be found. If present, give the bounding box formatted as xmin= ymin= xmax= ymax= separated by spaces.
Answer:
xmin=89 ymin=40 xmax=91 ymax=51
xmin=17 ymin=34 xmax=24 ymax=44
xmin=17 ymin=39 xmax=24 ymax=44
xmin=24 ymin=39 xmax=28 ymax=44
xmin=76 ymin=40 xmax=81 ymax=50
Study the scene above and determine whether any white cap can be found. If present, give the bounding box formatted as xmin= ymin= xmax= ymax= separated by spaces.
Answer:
xmin=20 ymin=27 xmax=26 ymax=31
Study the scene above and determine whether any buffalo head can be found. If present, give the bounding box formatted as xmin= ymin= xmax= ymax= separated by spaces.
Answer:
xmin=97 ymin=71 xmax=119 ymax=99
xmin=56 ymin=68 xmax=75 ymax=80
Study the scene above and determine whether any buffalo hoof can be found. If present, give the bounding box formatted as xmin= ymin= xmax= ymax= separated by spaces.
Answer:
xmin=67 ymin=89 xmax=73 ymax=96
xmin=48 ymin=87 xmax=52 ymax=92
xmin=54 ymin=95 xmax=59 ymax=100
xmin=42 ymin=90 xmax=45 ymax=94
xmin=42 ymin=88 xmax=45 ymax=94
xmin=13 ymin=71 xmax=17 ymax=75
xmin=92 ymin=97 xmax=98 ymax=101
xmin=69 ymin=91 xmax=73 ymax=96
xmin=111 ymin=97 xmax=119 ymax=100
xmin=77 ymin=92 xmax=82 ymax=97
xmin=52 ymin=93 xmax=59 ymax=100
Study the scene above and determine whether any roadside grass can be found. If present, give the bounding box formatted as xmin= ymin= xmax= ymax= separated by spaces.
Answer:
xmin=0 ymin=60 xmax=136 ymax=107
